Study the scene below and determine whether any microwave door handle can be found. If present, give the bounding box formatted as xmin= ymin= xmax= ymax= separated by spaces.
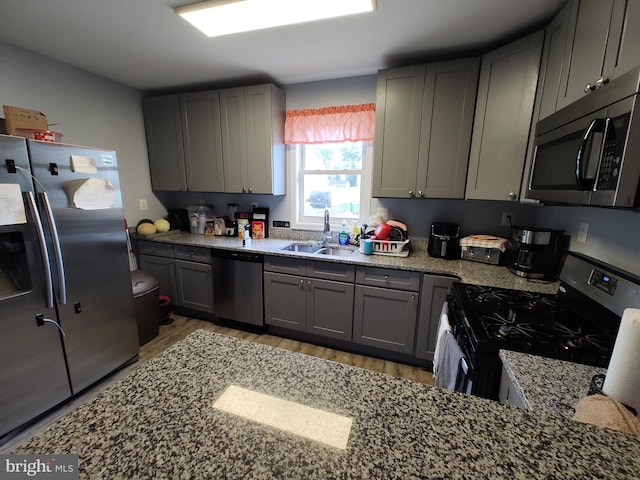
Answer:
xmin=576 ymin=118 xmax=605 ymax=190
xmin=26 ymin=191 xmax=55 ymax=308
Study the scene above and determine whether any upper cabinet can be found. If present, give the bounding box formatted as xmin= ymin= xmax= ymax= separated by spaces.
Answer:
xmin=551 ymin=0 xmax=640 ymax=113
xmin=143 ymin=83 xmax=285 ymax=194
xmin=372 ymin=57 xmax=480 ymax=199
xmin=143 ymin=91 xmax=224 ymax=192
xmin=220 ymin=84 xmax=286 ymax=195
xmin=466 ymin=31 xmax=543 ymax=202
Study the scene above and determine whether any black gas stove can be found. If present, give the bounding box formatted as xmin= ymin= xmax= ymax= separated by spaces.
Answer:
xmin=446 ymin=252 xmax=640 ymax=400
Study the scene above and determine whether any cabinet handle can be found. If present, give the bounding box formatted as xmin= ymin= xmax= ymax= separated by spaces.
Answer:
xmin=584 ymin=76 xmax=610 ymax=94
xmin=300 ymin=279 xmax=304 ymax=286
xmin=418 ymin=190 xmax=424 ymax=197
xmin=248 ymin=187 xmax=253 ymax=193
xmin=411 ymin=295 xmax=416 ymax=302
xmin=384 ymin=275 xmax=389 ymax=281
xmin=408 ymin=190 xmax=414 ymax=196
xmin=508 ymin=192 xmax=517 ymax=200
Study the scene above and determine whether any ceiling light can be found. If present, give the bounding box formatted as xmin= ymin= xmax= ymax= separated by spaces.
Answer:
xmin=176 ymin=0 xmax=376 ymax=38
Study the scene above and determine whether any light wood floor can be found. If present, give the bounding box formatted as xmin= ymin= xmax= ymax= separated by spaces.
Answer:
xmin=1 ymin=315 xmax=433 ymax=453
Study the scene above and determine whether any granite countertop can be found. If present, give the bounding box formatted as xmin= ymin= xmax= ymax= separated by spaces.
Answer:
xmin=15 ymin=330 xmax=640 ymax=479
xmin=499 ymin=350 xmax=606 ymax=418
xmin=134 ymin=231 xmax=560 ymax=294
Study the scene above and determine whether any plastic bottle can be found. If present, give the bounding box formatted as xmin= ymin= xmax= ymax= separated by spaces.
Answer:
xmin=338 ymin=219 xmax=349 ymax=246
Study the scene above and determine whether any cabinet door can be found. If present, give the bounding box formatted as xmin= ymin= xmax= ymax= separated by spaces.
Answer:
xmin=498 ymin=366 xmax=527 ymax=408
xmin=264 ymin=272 xmax=306 ymax=331
xmin=414 ymin=275 xmax=455 ymax=361
xmin=353 ymin=285 xmax=418 ymax=354
xmin=372 ymin=65 xmax=426 ymax=198
xmin=466 ymin=31 xmax=543 ymax=201
xmin=306 ymin=278 xmax=354 ymax=341
xmin=245 ymin=84 xmax=285 ymax=194
xmin=143 ymin=95 xmax=186 ymax=191
xmin=417 ymin=58 xmax=479 ymax=198
xmin=537 ymin=1 xmax=572 ymax=120
xmin=173 ymin=259 xmax=214 ymax=313
xmin=605 ymin=0 xmax=640 ymax=78
xmin=180 ymin=91 xmax=225 ymax=192
xmin=557 ymin=0 xmax=616 ymax=110
xmin=220 ymin=87 xmax=248 ymax=193
xmin=138 ymin=254 xmax=176 ymax=299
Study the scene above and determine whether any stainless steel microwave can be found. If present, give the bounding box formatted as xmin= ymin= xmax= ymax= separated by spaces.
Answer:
xmin=527 ymin=66 xmax=640 ymax=208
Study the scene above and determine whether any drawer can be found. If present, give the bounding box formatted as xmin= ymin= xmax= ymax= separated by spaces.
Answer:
xmin=173 ymin=245 xmax=211 ymax=263
xmin=307 ymin=260 xmax=355 ymax=282
xmin=356 ymin=266 xmax=421 ymax=291
xmin=264 ymin=255 xmax=307 ymax=275
xmin=138 ymin=240 xmax=174 ymax=258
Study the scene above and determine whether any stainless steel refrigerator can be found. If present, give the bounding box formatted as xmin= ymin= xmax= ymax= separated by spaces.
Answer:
xmin=0 ymin=135 xmax=139 ymax=439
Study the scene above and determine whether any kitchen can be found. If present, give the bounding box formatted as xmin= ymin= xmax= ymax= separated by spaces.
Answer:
xmin=1 ymin=0 xmax=640 ymax=477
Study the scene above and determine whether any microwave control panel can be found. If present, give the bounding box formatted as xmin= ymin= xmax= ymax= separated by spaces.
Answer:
xmin=596 ymin=113 xmax=629 ymax=191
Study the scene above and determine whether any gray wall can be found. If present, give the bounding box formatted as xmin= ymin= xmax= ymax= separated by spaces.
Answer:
xmin=3 ymin=41 xmax=638 ymax=275
xmin=0 ymin=42 xmax=166 ymax=222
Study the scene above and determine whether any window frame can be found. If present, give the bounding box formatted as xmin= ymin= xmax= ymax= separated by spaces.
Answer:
xmin=288 ymin=141 xmax=373 ymax=231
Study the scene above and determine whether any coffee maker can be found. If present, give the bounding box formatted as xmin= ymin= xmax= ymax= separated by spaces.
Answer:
xmin=507 ymin=226 xmax=569 ymax=280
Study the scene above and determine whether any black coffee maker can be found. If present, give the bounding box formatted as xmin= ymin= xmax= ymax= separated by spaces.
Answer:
xmin=507 ymin=226 xmax=569 ymax=280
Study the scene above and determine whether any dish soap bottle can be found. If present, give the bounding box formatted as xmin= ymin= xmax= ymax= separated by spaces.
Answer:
xmin=338 ymin=219 xmax=349 ymax=246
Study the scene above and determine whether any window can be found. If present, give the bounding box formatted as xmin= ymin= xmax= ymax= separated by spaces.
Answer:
xmin=292 ymin=141 xmax=372 ymax=228
xmin=284 ymin=103 xmax=375 ymax=229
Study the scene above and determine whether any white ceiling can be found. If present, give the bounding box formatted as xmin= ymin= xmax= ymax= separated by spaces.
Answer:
xmin=0 ymin=0 xmax=566 ymax=91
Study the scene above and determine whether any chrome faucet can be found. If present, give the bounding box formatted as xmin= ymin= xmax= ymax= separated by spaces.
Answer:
xmin=322 ymin=207 xmax=331 ymax=245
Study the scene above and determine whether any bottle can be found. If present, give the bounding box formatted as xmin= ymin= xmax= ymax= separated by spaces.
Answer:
xmin=338 ymin=219 xmax=349 ymax=246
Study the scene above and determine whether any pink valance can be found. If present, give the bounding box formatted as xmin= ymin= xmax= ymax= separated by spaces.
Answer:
xmin=284 ymin=103 xmax=376 ymax=144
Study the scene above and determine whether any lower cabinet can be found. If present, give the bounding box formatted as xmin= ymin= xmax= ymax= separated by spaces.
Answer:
xmin=138 ymin=241 xmax=214 ymax=315
xmin=353 ymin=285 xmax=418 ymax=354
xmin=263 ymin=256 xmax=355 ymax=341
xmin=352 ymin=267 xmax=421 ymax=355
xmin=415 ymin=274 xmax=457 ymax=361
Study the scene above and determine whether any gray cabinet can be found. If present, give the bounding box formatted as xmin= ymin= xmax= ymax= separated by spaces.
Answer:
xmin=556 ymin=0 xmax=630 ymax=111
xmin=220 ymin=84 xmax=286 ymax=195
xmin=137 ymin=241 xmax=214 ymax=314
xmin=353 ymin=267 xmax=421 ymax=354
xmin=415 ymin=274 xmax=456 ymax=361
xmin=466 ymin=31 xmax=543 ymax=202
xmin=373 ymin=58 xmax=479 ymax=199
xmin=263 ymin=256 xmax=354 ymax=340
xmin=143 ymin=91 xmax=225 ymax=192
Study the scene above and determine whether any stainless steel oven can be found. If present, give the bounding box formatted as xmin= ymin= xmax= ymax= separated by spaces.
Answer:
xmin=527 ymin=65 xmax=640 ymax=208
xmin=443 ymin=252 xmax=640 ymax=400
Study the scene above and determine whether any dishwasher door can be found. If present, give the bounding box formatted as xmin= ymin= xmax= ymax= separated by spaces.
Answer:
xmin=211 ymin=250 xmax=264 ymax=326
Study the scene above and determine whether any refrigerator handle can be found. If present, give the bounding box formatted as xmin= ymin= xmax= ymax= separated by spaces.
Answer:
xmin=40 ymin=191 xmax=67 ymax=305
xmin=26 ymin=191 xmax=55 ymax=309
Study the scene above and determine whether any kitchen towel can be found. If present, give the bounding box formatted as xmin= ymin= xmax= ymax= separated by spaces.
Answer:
xmin=602 ymin=308 xmax=640 ymax=415
xmin=432 ymin=302 xmax=451 ymax=379
xmin=435 ymin=331 xmax=466 ymax=391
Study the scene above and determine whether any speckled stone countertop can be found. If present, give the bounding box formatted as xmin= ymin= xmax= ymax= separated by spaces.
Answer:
xmin=500 ymin=350 xmax=606 ymax=418
xmin=134 ymin=231 xmax=560 ymax=294
xmin=15 ymin=331 xmax=640 ymax=479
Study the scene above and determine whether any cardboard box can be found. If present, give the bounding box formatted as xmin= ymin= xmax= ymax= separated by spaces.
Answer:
xmin=3 ymin=105 xmax=48 ymax=134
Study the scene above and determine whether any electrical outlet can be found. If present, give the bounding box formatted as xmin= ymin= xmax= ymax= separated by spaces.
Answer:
xmin=577 ymin=222 xmax=589 ymax=243
xmin=501 ymin=212 xmax=513 ymax=227
xmin=139 ymin=199 xmax=148 ymax=211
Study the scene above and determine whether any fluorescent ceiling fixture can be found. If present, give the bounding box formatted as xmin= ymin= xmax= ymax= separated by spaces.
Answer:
xmin=176 ymin=0 xmax=376 ymax=38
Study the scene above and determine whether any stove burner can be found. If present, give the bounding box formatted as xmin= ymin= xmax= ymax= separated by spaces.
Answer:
xmin=553 ymin=323 xmax=610 ymax=355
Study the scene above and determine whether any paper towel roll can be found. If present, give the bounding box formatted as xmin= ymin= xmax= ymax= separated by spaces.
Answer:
xmin=602 ymin=308 xmax=640 ymax=414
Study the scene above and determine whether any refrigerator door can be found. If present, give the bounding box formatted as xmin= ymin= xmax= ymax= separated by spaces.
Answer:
xmin=27 ymin=140 xmax=139 ymax=393
xmin=0 ymin=135 xmax=71 ymax=438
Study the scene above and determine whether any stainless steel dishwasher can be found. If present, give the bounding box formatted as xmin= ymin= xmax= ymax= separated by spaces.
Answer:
xmin=211 ymin=249 xmax=264 ymax=326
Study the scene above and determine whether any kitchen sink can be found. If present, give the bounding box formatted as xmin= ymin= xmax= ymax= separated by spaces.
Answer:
xmin=281 ymin=242 xmax=321 ymax=253
xmin=314 ymin=246 xmax=356 ymax=257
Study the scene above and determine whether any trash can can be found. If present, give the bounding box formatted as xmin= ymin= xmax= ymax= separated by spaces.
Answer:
xmin=131 ymin=270 xmax=160 ymax=346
